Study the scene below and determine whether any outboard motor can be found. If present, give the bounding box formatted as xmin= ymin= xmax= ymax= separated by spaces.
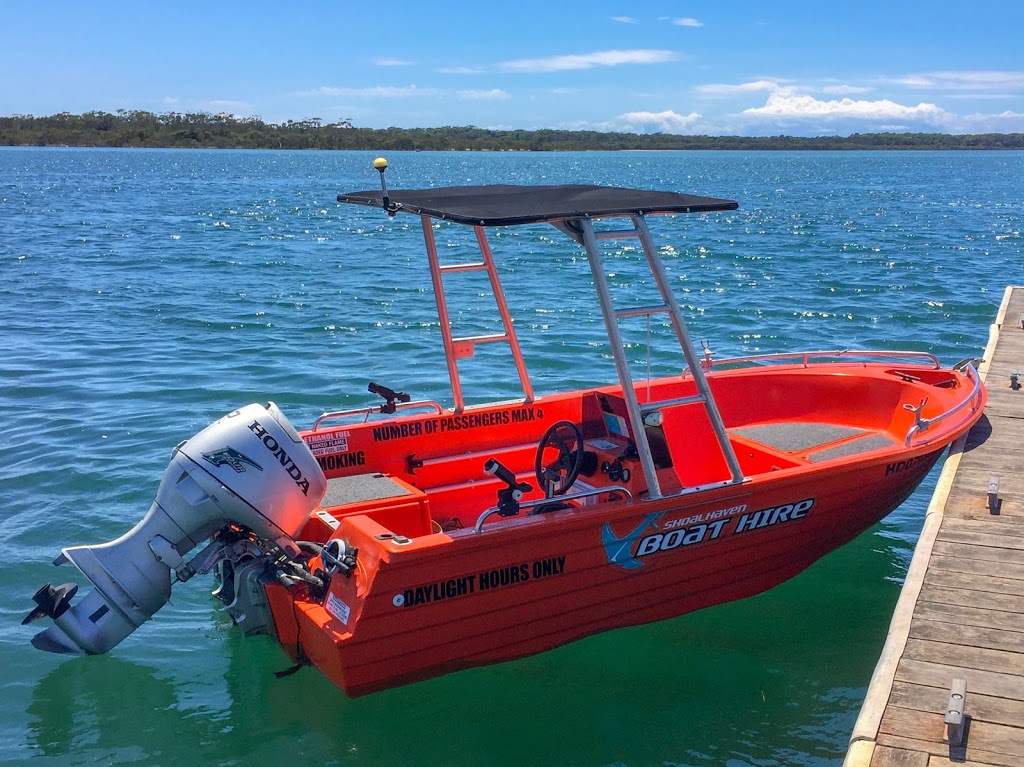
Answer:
xmin=25 ymin=403 xmax=327 ymax=655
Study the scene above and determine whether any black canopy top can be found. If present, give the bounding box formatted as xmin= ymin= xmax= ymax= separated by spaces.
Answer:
xmin=336 ymin=184 xmax=738 ymax=226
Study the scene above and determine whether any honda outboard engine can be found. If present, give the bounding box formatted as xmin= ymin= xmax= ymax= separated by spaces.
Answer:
xmin=25 ymin=403 xmax=327 ymax=655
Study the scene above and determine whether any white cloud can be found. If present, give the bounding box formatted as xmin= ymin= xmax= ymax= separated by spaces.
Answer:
xmin=945 ymin=93 xmax=1021 ymax=100
xmin=952 ymin=109 xmax=1024 ymax=131
xmin=300 ymin=85 xmax=439 ymax=98
xmin=671 ymin=17 xmax=703 ymax=27
xmin=611 ymin=16 xmax=637 ymax=24
xmin=820 ymin=84 xmax=873 ymax=95
xmin=888 ymin=75 xmax=935 ymax=88
xmin=498 ymin=49 xmax=679 ymax=73
xmin=613 ymin=109 xmax=703 ymax=133
xmin=437 ymin=66 xmax=486 ymax=75
xmin=457 ymin=88 xmax=510 ymax=100
xmin=373 ymin=57 xmax=413 ymax=67
xmin=888 ymin=70 xmax=1024 ymax=91
xmin=696 ymin=80 xmax=781 ymax=96
xmin=743 ymin=91 xmax=948 ymax=121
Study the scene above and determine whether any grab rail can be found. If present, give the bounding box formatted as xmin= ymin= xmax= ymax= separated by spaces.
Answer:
xmin=312 ymin=400 xmax=445 ymax=430
xmin=474 ymin=485 xmax=633 ymax=533
xmin=904 ymin=362 xmax=983 ymax=446
xmin=683 ymin=349 xmax=941 ymax=376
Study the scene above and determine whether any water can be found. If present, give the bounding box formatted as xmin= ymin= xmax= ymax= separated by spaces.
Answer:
xmin=1 ymin=148 xmax=1021 ymax=766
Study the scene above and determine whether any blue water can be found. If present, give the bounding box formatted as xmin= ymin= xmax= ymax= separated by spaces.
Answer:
xmin=1 ymin=148 xmax=1021 ymax=766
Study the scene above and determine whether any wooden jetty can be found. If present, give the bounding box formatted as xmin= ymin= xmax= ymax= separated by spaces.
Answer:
xmin=845 ymin=285 xmax=1024 ymax=767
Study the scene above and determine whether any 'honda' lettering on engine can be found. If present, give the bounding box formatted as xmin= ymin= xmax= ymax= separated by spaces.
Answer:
xmin=247 ymin=419 xmax=312 ymax=495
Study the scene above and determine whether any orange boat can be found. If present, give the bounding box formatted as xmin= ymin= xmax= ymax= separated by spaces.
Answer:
xmin=26 ymin=161 xmax=986 ymax=697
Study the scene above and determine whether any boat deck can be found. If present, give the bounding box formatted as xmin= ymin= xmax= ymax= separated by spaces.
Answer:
xmin=732 ymin=422 xmax=897 ymax=462
xmin=845 ymin=285 xmax=1024 ymax=767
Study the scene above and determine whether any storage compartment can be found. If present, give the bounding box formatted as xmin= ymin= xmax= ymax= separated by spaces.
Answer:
xmin=314 ymin=473 xmax=433 ymax=539
xmin=728 ymin=437 xmax=805 ymax=474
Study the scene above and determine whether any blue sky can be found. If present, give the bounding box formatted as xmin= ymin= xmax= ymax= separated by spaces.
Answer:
xmin=3 ymin=1 xmax=1023 ymax=136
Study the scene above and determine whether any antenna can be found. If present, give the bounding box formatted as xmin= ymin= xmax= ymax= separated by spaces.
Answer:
xmin=373 ymin=157 xmax=390 ymax=213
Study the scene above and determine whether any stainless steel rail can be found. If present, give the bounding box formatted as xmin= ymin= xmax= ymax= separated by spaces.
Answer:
xmin=312 ymin=400 xmax=445 ymax=430
xmin=903 ymin=362 xmax=984 ymax=446
xmin=684 ymin=349 xmax=942 ymax=375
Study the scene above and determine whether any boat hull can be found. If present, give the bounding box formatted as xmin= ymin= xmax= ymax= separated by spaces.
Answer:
xmin=277 ymin=443 xmax=942 ymax=696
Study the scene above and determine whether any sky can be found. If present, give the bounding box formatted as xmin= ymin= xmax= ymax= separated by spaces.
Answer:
xmin=3 ymin=1 xmax=1024 ymax=137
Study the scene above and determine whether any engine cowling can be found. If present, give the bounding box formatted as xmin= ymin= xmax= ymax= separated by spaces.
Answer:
xmin=26 ymin=402 xmax=327 ymax=655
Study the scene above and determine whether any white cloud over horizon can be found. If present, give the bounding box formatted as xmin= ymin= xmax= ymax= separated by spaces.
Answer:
xmin=820 ymin=84 xmax=874 ymax=95
xmin=888 ymin=70 xmax=1024 ymax=90
xmin=498 ymin=49 xmax=679 ymax=73
xmin=696 ymin=80 xmax=781 ymax=97
xmin=457 ymin=88 xmax=510 ymax=100
xmin=671 ymin=17 xmax=703 ymax=27
xmin=300 ymin=85 xmax=439 ymax=98
xmin=610 ymin=109 xmax=703 ymax=133
xmin=437 ymin=66 xmax=486 ymax=75
xmin=743 ymin=91 xmax=948 ymax=122
xmin=294 ymin=69 xmax=1024 ymax=135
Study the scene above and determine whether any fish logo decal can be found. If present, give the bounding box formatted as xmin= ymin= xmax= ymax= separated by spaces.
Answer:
xmin=601 ymin=512 xmax=665 ymax=570
xmin=201 ymin=446 xmax=263 ymax=473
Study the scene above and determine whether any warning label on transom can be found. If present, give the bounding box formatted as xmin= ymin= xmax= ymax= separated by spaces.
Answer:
xmin=326 ymin=592 xmax=351 ymax=625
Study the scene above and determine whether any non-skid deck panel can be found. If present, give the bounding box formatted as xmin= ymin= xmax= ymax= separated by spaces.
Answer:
xmin=321 ymin=473 xmax=414 ymax=507
xmin=845 ymin=286 xmax=1024 ymax=767
xmin=732 ymin=422 xmax=866 ymax=451
xmin=807 ymin=433 xmax=897 ymax=463
xmin=731 ymin=421 xmax=897 ymax=463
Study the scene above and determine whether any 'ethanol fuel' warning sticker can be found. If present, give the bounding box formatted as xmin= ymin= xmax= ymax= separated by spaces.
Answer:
xmin=326 ymin=592 xmax=351 ymax=625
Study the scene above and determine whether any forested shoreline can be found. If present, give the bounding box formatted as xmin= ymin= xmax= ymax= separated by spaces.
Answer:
xmin=2 ymin=110 xmax=1023 ymax=151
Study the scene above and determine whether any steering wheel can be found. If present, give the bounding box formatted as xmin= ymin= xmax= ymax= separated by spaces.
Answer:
xmin=534 ymin=421 xmax=584 ymax=497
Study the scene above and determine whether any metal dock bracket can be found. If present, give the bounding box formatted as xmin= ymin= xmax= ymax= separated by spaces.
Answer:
xmin=944 ymin=677 xmax=967 ymax=747
xmin=988 ymin=475 xmax=1000 ymax=514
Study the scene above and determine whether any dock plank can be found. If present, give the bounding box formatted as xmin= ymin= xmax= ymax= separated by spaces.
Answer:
xmin=888 ymin=680 xmax=1024 ymax=728
xmin=877 ymin=731 xmax=1024 ymax=767
xmin=896 ymin=658 xmax=1024 ymax=702
xmin=936 ymin=510 xmax=1024 ymax=531
xmin=941 ymin=517 xmax=1024 ymax=539
xmin=878 ymin=707 xmax=1024 ymax=763
xmin=918 ymin=584 xmax=1024 ymax=614
xmin=903 ymin=638 xmax=1024 ymax=677
xmin=928 ymin=757 xmax=1017 ymax=767
xmin=931 ymin=541 xmax=1024 ymax=569
xmin=927 ymin=553 xmax=1024 ymax=582
xmin=914 ymin=601 xmax=1024 ymax=635
xmin=935 ymin=528 xmax=1024 ymax=552
xmin=924 ymin=568 xmax=1024 ymax=597
xmin=910 ymin=617 xmax=1024 ymax=654
xmin=870 ymin=744 xmax=929 ymax=767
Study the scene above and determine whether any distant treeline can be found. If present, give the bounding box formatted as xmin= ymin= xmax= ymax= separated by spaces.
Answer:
xmin=2 ymin=110 xmax=1024 ymax=151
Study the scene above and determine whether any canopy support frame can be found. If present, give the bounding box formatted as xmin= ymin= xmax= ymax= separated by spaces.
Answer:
xmin=421 ymin=215 xmax=534 ymax=412
xmin=576 ymin=215 xmax=745 ymax=499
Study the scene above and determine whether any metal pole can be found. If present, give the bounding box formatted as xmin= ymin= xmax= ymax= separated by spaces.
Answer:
xmin=422 ymin=215 xmax=465 ymax=412
xmin=633 ymin=215 xmax=744 ymax=483
xmin=475 ymin=226 xmax=534 ymax=403
xmin=580 ymin=218 xmax=663 ymax=500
